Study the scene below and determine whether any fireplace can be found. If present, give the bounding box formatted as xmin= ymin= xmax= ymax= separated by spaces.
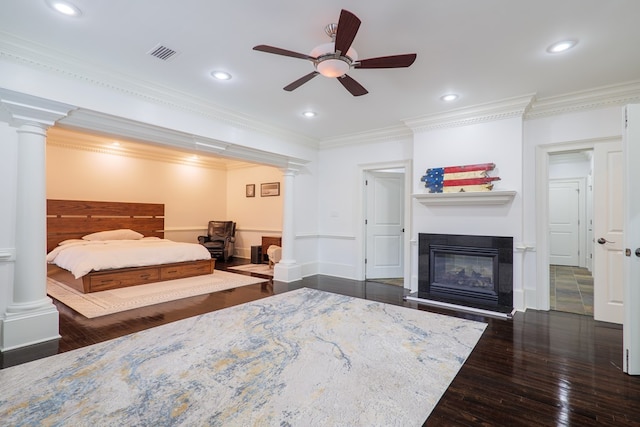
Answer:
xmin=418 ymin=233 xmax=513 ymax=313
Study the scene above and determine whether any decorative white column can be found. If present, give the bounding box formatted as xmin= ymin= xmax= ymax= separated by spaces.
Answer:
xmin=0 ymin=89 xmax=76 ymax=351
xmin=274 ymin=165 xmax=302 ymax=283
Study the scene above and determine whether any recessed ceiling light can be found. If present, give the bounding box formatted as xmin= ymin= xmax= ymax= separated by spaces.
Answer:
xmin=440 ymin=94 xmax=459 ymax=102
xmin=111 ymin=141 xmax=121 ymax=147
xmin=45 ymin=0 xmax=82 ymax=17
xmin=302 ymin=111 xmax=317 ymax=118
xmin=546 ymin=40 xmax=578 ymax=54
xmin=211 ymin=71 xmax=232 ymax=81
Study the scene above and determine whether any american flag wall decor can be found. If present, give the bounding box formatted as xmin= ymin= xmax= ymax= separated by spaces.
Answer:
xmin=421 ymin=163 xmax=500 ymax=193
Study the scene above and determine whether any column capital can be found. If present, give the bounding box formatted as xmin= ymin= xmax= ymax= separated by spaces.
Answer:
xmin=0 ymin=89 xmax=76 ymax=128
xmin=280 ymin=160 xmax=306 ymax=176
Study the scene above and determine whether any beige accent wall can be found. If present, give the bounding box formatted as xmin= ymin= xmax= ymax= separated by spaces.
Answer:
xmin=226 ymin=165 xmax=284 ymax=258
xmin=46 ymin=142 xmax=283 ymax=257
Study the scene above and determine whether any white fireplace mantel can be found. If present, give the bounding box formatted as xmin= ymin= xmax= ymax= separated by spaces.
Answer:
xmin=412 ymin=190 xmax=517 ymax=206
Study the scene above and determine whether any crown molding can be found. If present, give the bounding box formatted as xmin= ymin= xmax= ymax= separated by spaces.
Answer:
xmin=0 ymin=88 xmax=76 ymax=127
xmin=0 ymin=32 xmax=319 ymax=149
xmin=525 ymin=80 xmax=640 ymax=120
xmin=404 ymin=94 xmax=535 ymax=133
xmin=318 ymin=124 xmax=413 ymax=149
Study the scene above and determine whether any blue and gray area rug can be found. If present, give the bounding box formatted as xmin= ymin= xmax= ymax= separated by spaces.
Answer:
xmin=0 ymin=287 xmax=486 ymax=426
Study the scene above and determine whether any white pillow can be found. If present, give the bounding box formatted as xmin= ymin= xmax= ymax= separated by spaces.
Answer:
xmin=58 ymin=239 xmax=84 ymax=246
xmin=82 ymin=229 xmax=144 ymax=241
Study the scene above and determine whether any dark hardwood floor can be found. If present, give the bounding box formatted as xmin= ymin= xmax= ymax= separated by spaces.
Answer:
xmin=6 ymin=259 xmax=640 ymax=426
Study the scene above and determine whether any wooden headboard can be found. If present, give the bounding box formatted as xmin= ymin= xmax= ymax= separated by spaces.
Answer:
xmin=47 ymin=199 xmax=165 ymax=252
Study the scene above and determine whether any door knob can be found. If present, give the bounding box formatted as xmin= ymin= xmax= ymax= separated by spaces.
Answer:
xmin=636 ymin=248 xmax=640 ymax=257
xmin=597 ymin=237 xmax=615 ymax=244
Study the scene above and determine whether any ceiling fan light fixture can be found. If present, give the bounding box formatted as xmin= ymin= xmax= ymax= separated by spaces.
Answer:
xmin=316 ymin=59 xmax=350 ymax=78
xmin=310 ymin=42 xmax=358 ymax=78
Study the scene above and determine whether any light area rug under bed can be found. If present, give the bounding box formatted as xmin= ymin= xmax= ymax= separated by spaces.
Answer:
xmin=47 ymin=268 xmax=267 ymax=318
xmin=1 ymin=287 xmax=487 ymax=426
xmin=227 ymin=262 xmax=274 ymax=276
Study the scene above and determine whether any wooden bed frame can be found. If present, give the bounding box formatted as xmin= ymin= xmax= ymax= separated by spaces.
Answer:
xmin=47 ymin=199 xmax=214 ymax=293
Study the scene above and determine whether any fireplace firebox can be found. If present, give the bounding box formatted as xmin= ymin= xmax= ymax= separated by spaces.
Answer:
xmin=418 ymin=233 xmax=513 ymax=313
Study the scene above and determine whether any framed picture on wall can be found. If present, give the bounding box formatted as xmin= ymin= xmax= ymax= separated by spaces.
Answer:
xmin=261 ymin=182 xmax=280 ymax=197
xmin=246 ymin=184 xmax=255 ymax=198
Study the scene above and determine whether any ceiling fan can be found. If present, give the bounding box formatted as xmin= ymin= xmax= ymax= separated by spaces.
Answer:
xmin=253 ymin=9 xmax=417 ymax=96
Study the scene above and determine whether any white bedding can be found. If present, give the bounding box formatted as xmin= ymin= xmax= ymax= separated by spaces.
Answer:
xmin=46 ymin=238 xmax=211 ymax=279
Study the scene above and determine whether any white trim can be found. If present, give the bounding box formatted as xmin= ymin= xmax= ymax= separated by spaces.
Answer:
xmin=316 ymin=234 xmax=356 ymax=240
xmin=405 ymin=295 xmax=516 ymax=319
xmin=412 ymin=191 xmax=516 ymax=206
xmin=535 ymin=137 xmax=620 ymax=311
xmin=237 ymin=227 xmax=282 ymax=234
xmin=319 ymin=125 xmax=413 ymax=149
xmin=0 ymin=248 xmax=15 ymax=261
xmin=526 ymin=80 xmax=640 ymax=120
xmin=404 ymin=94 xmax=535 ymax=132
xmin=357 ymin=159 xmax=413 ymax=288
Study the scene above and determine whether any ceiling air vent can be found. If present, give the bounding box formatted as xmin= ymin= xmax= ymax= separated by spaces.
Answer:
xmin=147 ymin=44 xmax=178 ymax=61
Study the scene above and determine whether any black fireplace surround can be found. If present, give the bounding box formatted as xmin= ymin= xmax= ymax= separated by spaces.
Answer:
xmin=418 ymin=233 xmax=513 ymax=313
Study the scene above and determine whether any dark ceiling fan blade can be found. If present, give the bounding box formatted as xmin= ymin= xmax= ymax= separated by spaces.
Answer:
xmin=355 ymin=54 xmax=417 ymax=69
xmin=253 ymin=45 xmax=316 ymax=61
xmin=334 ymin=9 xmax=361 ymax=55
xmin=283 ymin=71 xmax=320 ymax=91
xmin=337 ymin=74 xmax=368 ymax=96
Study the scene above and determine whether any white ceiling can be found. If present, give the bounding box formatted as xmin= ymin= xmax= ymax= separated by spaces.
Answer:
xmin=2 ymin=0 xmax=640 ymax=142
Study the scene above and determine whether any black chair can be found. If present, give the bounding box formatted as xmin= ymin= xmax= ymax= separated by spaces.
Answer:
xmin=198 ymin=221 xmax=236 ymax=261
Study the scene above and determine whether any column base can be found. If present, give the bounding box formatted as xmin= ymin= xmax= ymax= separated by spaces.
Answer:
xmin=1 ymin=303 xmax=60 ymax=351
xmin=274 ymin=261 xmax=302 ymax=283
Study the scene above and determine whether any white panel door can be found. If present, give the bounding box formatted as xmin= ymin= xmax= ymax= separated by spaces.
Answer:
xmin=365 ymin=171 xmax=404 ymax=279
xmin=624 ymin=104 xmax=640 ymax=374
xmin=549 ymin=180 xmax=580 ymax=266
xmin=593 ymin=140 xmax=624 ymax=324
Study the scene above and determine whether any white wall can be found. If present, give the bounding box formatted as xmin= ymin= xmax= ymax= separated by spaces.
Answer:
xmin=411 ymin=116 xmax=525 ymax=305
xmin=226 ymin=164 xmax=284 ymax=258
xmin=549 ymin=155 xmax=591 ymax=179
xmin=288 ymin=159 xmax=320 ymax=277
xmin=523 ymin=106 xmax=624 ymax=308
xmin=0 ymin=123 xmax=18 ymax=320
xmin=316 ymin=135 xmax=413 ymax=279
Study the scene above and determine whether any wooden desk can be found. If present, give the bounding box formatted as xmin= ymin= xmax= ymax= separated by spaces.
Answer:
xmin=262 ymin=236 xmax=282 ymax=263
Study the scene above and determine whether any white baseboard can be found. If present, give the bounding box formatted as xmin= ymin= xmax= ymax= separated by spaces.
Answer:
xmin=1 ymin=305 xmax=60 ymax=351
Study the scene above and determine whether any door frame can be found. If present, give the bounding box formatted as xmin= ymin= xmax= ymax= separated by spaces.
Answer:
xmin=535 ymin=137 xmax=619 ymax=310
xmin=357 ymin=160 xmax=412 ymax=288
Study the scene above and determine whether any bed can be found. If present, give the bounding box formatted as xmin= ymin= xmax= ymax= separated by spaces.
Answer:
xmin=47 ymin=199 xmax=214 ymax=293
